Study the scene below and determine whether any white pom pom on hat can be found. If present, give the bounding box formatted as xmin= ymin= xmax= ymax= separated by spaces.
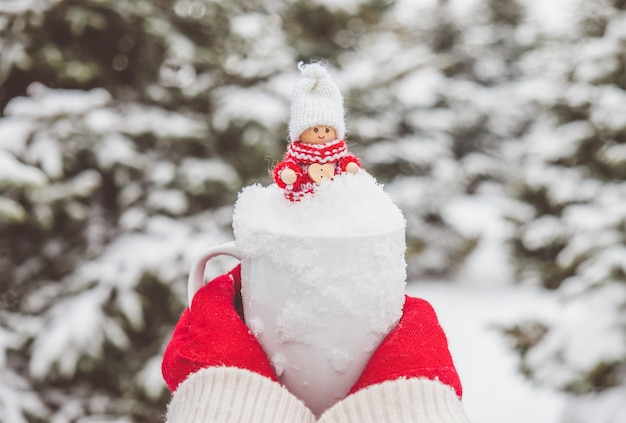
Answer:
xmin=288 ymin=62 xmax=346 ymax=142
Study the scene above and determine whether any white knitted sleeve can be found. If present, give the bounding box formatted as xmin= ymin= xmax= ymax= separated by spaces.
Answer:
xmin=318 ymin=378 xmax=472 ymax=423
xmin=165 ymin=367 xmax=316 ymax=423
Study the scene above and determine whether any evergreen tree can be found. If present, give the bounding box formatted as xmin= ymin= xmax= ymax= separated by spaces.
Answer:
xmin=506 ymin=0 xmax=626 ymax=419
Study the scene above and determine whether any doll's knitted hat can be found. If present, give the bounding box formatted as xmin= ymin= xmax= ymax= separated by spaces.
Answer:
xmin=288 ymin=62 xmax=345 ymax=142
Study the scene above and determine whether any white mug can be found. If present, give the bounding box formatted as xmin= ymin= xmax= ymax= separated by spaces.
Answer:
xmin=187 ymin=228 xmax=406 ymax=416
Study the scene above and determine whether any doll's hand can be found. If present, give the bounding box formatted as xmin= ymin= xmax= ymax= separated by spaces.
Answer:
xmin=280 ymin=168 xmax=298 ymax=185
xmin=345 ymin=161 xmax=359 ymax=174
xmin=273 ymin=160 xmax=303 ymax=189
xmin=339 ymin=155 xmax=361 ymax=174
xmin=349 ymin=295 xmax=462 ymax=397
xmin=162 ymin=265 xmax=277 ymax=392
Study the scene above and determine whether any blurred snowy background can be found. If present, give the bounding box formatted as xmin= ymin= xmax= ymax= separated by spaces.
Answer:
xmin=1 ymin=0 xmax=625 ymax=422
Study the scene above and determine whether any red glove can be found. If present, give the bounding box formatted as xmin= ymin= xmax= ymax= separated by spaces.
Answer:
xmin=349 ymin=295 xmax=463 ymax=397
xmin=161 ymin=265 xmax=277 ymax=392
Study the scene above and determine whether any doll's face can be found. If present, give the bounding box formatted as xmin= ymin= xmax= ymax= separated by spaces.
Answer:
xmin=300 ymin=126 xmax=337 ymax=145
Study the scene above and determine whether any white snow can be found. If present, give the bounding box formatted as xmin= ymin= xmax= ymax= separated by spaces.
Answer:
xmin=526 ymin=283 xmax=626 ymax=390
xmin=146 ymin=189 xmax=188 ymax=215
xmin=119 ymin=105 xmax=206 ymax=138
xmin=0 ymin=149 xmax=47 ymax=188
xmin=30 ymin=170 xmax=101 ymax=204
xmin=233 ymin=171 xmax=405 ymax=239
xmin=0 ymin=371 xmax=47 ymax=423
xmin=327 ymin=348 xmax=353 ymax=373
xmin=395 ymin=68 xmax=444 ymax=107
xmin=521 ymin=214 xmax=565 ymax=251
xmin=557 ymin=193 xmax=626 ymax=270
xmin=575 ymin=38 xmax=620 ymax=83
xmin=363 ymin=136 xmax=452 ymax=168
xmin=25 ymin=135 xmax=63 ymax=179
xmin=270 ymin=353 xmax=287 ymax=377
xmin=599 ymin=142 xmax=626 ymax=165
xmin=179 ymin=157 xmax=241 ymax=192
xmin=211 ymin=85 xmax=288 ymax=131
xmin=523 ymin=164 xmax=601 ymax=206
xmin=229 ymin=13 xmax=270 ymax=39
xmin=562 ymin=386 xmax=626 ymax=423
xmin=86 ymin=103 xmax=206 ymax=138
xmin=29 ymin=287 xmax=124 ymax=379
xmin=5 ymin=85 xmax=111 ymax=118
xmin=0 ymin=197 xmax=26 ymax=222
xmin=309 ymin=0 xmax=368 ymax=14
xmin=0 ymin=117 xmax=33 ymax=154
xmin=591 ymin=85 xmax=626 ymax=131
xmin=94 ymin=134 xmax=138 ymax=170
xmin=525 ymin=120 xmax=594 ymax=163
xmin=520 ymin=0 xmax=578 ymax=36
xmin=224 ymin=11 xmax=291 ymax=77
xmin=136 ymin=356 xmax=166 ymax=400
xmin=148 ymin=161 xmax=177 ymax=186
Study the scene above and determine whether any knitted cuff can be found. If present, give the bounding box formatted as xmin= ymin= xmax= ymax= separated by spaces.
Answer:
xmin=273 ymin=161 xmax=303 ymax=189
xmin=165 ymin=367 xmax=315 ymax=423
xmin=339 ymin=155 xmax=360 ymax=172
xmin=318 ymin=378 xmax=471 ymax=423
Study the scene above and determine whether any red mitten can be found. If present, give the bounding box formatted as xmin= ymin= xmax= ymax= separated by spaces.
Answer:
xmin=161 ymin=265 xmax=277 ymax=392
xmin=349 ymin=295 xmax=463 ymax=397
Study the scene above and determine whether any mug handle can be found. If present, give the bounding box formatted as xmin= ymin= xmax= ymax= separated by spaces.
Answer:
xmin=187 ymin=241 xmax=242 ymax=308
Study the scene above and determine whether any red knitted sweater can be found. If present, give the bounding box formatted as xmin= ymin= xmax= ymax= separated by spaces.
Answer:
xmin=272 ymin=139 xmax=360 ymax=201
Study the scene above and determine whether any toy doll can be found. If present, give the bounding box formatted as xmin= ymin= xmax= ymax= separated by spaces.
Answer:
xmin=273 ymin=62 xmax=361 ymax=201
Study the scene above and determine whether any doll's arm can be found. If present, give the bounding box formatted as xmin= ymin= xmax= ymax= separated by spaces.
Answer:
xmin=339 ymin=154 xmax=361 ymax=174
xmin=273 ymin=160 xmax=304 ymax=189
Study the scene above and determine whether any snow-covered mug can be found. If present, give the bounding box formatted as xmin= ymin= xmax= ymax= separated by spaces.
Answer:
xmin=187 ymin=227 xmax=406 ymax=416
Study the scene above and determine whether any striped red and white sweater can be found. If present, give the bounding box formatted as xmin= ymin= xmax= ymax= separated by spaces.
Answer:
xmin=272 ymin=139 xmax=360 ymax=201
